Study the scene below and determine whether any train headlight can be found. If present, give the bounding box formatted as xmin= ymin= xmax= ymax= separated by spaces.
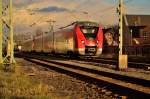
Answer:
xmin=96 ymin=40 xmax=99 ymax=46
xmin=81 ymin=40 xmax=85 ymax=44
xmin=97 ymin=40 xmax=99 ymax=44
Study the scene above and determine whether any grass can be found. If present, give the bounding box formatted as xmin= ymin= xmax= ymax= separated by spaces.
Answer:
xmin=0 ymin=64 xmax=56 ymax=99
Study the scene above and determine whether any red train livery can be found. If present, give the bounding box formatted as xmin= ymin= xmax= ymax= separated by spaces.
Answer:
xmin=22 ymin=21 xmax=103 ymax=57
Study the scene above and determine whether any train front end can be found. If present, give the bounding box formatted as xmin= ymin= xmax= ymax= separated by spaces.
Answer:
xmin=75 ymin=21 xmax=103 ymax=57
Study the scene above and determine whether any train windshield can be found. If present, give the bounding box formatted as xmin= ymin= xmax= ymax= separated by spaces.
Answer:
xmin=80 ymin=26 xmax=99 ymax=39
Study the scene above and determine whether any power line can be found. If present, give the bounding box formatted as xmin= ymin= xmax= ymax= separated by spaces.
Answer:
xmin=93 ymin=0 xmax=133 ymax=16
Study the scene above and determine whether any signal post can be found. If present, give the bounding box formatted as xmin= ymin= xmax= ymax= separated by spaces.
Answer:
xmin=118 ymin=0 xmax=128 ymax=70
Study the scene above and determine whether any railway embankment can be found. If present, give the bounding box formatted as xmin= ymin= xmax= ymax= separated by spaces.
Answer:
xmin=0 ymin=58 xmax=117 ymax=99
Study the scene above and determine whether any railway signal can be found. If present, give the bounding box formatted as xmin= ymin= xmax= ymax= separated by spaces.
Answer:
xmin=117 ymin=0 xmax=128 ymax=70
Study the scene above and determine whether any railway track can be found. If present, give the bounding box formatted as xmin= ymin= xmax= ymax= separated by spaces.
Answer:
xmin=50 ymin=54 xmax=150 ymax=70
xmin=16 ymin=52 xmax=150 ymax=70
xmin=78 ymin=57 xmax=150 ymax=70
xmin=23 ymin=55 xmax=150 ymax=98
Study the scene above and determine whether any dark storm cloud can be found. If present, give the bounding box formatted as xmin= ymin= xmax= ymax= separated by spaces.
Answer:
xmin=35 ymin=6 xmax=69 ymax=13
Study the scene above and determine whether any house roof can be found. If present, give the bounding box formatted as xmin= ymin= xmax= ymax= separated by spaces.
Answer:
xmin=124 ymin=15 xmax=150 ymax=26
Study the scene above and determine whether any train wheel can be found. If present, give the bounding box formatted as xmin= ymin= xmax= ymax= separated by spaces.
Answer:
xmin=67 ymin=51 xmax=74 ymax=59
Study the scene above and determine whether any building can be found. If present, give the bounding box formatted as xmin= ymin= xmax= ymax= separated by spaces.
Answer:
xmin=102 ymin=15 xmax=150 ymax=55
xmin=123 ymin=15 xmax=150 ymax=46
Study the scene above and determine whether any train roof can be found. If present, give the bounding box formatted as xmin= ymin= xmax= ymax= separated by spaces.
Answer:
xmin=75 ymin=21 xmax=99 ymax=27
xmin=59 ymin=21 xmax=99 ymax=29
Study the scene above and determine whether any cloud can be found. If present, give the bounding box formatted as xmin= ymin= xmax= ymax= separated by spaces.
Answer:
xmin=13 ymin=0 xmax=42 ymax=8
xmin=13 ymin=0 xmax=31 ymax=7
xmin=12 ymin=0 xmax=118 ymax=34
xmin=35 ymin=6 xmax=69 ymax=13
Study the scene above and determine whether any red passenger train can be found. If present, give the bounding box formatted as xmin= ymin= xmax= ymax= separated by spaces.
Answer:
xmin=22 ymin=21 xmax=103 ymax=57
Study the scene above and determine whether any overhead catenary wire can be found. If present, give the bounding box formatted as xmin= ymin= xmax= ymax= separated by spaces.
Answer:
xmin=124 ymin=0 xmax=134 ymax=4
xmin=85 ymin=0 xmax=134 ymax=17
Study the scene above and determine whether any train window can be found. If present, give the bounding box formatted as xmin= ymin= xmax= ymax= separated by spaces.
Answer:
xmin=80 ymin=27 xmax=98 ymax=39
xmin=80 ymin=27 xmax=98 ymax=34
xmin=82 ymin=29 xmax=96 ymax=34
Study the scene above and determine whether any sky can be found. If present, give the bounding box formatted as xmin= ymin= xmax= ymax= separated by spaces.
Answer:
xmin=3 ymin=0 xmax=150 ymax=35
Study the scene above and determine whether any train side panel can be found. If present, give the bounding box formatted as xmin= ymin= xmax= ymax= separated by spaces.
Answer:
xmin=33 ymin=33 xmax=53 ymax=53
xmin=54 ymin=31 xmax=66 ymax=54
xmin=22 ymin=39 xmax=33 ymax=52
xmin=54 ymin=29 xmax=74 ymax=54
xmin=66 ymin=35 xmax=74 ymax=53
xmin=65 ymin=29 xmax=74 ymax=53
xmin=43 ymin=33 xmax=53 ymax=53
xmin=33 ymin=36 xmax=43 ymax=52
